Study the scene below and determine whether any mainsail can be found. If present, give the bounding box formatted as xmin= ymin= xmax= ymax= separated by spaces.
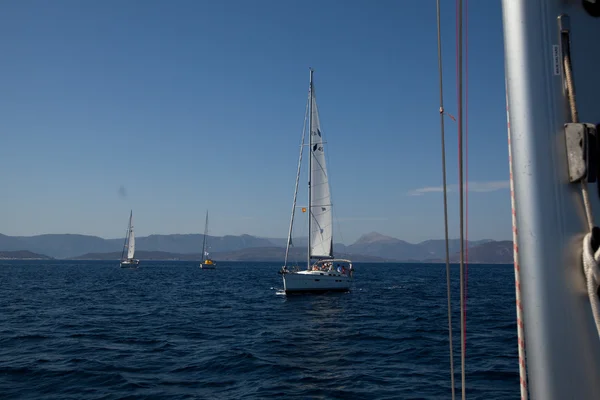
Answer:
xmin=127 ymin=212 xmax=135 ymax=259
xmin=309 ymin=85 xmax=333 ymax=258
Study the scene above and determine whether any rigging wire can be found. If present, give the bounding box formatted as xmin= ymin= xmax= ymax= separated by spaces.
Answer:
xmin=284 ymin=88 xmax=311 ymax=269
xmin=456 ymin=0 xmax=467 ymax=397
xmin=436 ymin=1 xmax=456 ymax=398
xmin=464 ymin=0 xmax=469 ymax=347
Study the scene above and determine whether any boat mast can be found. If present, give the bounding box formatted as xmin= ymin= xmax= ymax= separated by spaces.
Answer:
xmin=502 ymin=1 xmax=600 ymax=398
xmin=201 ymin=210 xmax=208 ymax=262
xmin=435 ymin=0 xmax=456 ymax=397
xmin=307 ymin=68 xmax=314 ymax=271
xmin=456 ymin=0 xmax=466 ymax=397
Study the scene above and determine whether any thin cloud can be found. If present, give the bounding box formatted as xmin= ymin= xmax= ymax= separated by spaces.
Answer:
xmin=408 ymin=180 xmax=510 ymax=196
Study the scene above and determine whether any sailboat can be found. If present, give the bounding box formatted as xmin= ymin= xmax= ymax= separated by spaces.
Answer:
xmin=280 ymin=68 xmax=354 ymax=294
xmin=119 ymin=210 xmax=139 ymax=268
xmin=200 ymin=210 xmax=216 ymax=269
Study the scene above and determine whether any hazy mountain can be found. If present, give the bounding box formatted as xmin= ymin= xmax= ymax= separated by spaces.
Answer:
xmin=0 ymin=233 xmax=275 ymax=259
xmin=416 ymin=238 xmax=493 ymax=258
xmin=0 ymin=250 xmax=53 ymax=260
xmin=264 ymin=237 xmax=307 ymax=248
xmin=449 ymin=240 xmax=513 ymax=264
xmin=266 ymin=237 xmax=349 ymax=254
xmin=209 ymin=247 xmax=390 ymax=262
xmin=71 ymin=251 xmax=202 ymax=261
xmin=71 ymin=247 xmax=389 ymax=262
xmin=343 ymin=232 xmax=493 ymax=261
xmin=0 ymin=231 xmax=510 ymax=261
xmin=69 ymin=241 xmax=514 ymax=263
xmin=346 ymin=232 xmax=419 ymax=260
xmin=0 ymin=234 xmax=116 ymax=259
xmin=422 ymin=241 xmax=514 ymax=264
xmin=131 ymin=234 xmax=273 ymax=254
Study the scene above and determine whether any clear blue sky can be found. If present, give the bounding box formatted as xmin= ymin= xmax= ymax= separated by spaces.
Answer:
xmin=0 ymin=0 xmax=510 ymax=244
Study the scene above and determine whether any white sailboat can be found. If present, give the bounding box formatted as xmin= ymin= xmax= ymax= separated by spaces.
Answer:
xmin=200 ymin=210 xmax=216 ymax=269
xmin=280 ymin=68 xmax=354 ymax=294
xmin=120 ymin=210 xmax=139 ymax=268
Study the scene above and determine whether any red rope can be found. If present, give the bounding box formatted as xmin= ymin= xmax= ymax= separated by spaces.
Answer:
xmin=506 ymin=81 xmax=529 ymax=399
xmin=456 ymin=0 xmax=469 ymax=360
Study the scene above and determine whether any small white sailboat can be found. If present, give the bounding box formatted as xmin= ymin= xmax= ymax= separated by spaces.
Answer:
xmin=120 ymin=210 xmax=139 ymax=268
xmin=200 ymin=210 xmax=216 ymax=269
xmin=280 ymin=68 xmax=354 ymax=294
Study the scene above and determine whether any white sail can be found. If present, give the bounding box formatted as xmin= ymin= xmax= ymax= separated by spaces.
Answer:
xmin=309 ymin=89 xmax=333 ymax=258
xmin=127 ymin=213 xmax=135 ymax=259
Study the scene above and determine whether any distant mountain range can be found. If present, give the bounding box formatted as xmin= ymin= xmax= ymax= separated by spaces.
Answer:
xmin=0 ymin=250 xmax=53 ymax=260
xmin=71 ymin=247 xmax=392 ymax=263
xmin=0 ymin=232 xmax=513 ymax=264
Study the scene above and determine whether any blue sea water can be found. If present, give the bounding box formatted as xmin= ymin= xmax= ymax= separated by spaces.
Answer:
xmin=0 ymin=261 xmax=519 ymax=399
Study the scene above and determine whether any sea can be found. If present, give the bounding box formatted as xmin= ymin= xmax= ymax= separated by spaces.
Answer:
xmin=0 ymin=261 xmax=519 ymax=399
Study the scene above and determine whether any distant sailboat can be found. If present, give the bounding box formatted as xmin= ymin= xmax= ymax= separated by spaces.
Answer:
xmin=280 ymin=68 xmax=354 ymax=293
xmin=200 ymin=210 xmax=216 ymax=269
xmin=120 ymin=210 xmax=139 ymax=268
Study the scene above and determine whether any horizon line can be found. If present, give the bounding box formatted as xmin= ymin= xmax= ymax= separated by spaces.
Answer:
xmin=0 ymin=231 xmax=512 ymax=244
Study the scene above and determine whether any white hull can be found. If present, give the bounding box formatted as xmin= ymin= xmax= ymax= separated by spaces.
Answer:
xmin=283 ymin=270 xmax=350 ymax=293
xmin=120 ymin=259 xmax=139 ymax=268
xmin=200 ymin=262 xmax=216 ymax=269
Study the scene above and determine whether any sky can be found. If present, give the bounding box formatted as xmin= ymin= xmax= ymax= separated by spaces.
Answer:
xmin=0 ymin=0 xmax=510 ymax=244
